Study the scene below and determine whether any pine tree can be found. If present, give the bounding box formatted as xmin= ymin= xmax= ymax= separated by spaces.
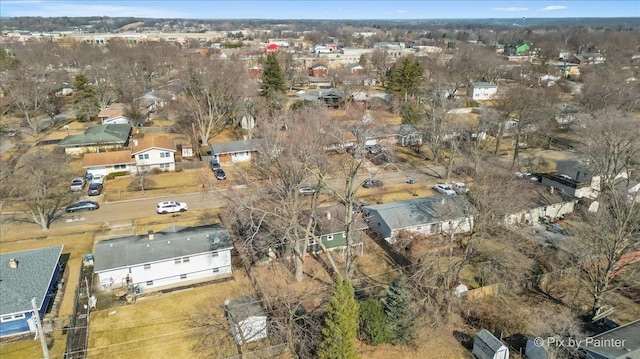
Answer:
xmin=358 ymin=298 xmax=390 ymax=345
xmin=318 ymin=277 xmax=359 ymax=359
xmin=387 ymin=57 xmax=423 ymax=102
xmin=384 ymin=276 xmax=416 ymax=345
xmin=73 ymin=74 xmax=98 ymax=122
xmin=260 ymin=53 xmax=286 ymax=98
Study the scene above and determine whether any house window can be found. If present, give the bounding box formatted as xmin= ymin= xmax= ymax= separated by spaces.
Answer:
xmin=144 ymin=264 xmax=151 ymax=270
xmin=416 ymin=226 xmax=422 ymax=230
xmin=180 ymin=274 xmax=187 ymax=279
xmin=326 ymin=234 xmax=334 ymax=241
xmin=159 ymin=163 xmax=170 ymax=169
xmin=212 ymin=268 xmax=219 ymax=273
xmin=175 ymin=258 xmax=182 ymax=264
xmin=114 ymin=164 xmax=127 ymax=170
xmin=212 ymin=252 xmax=219 ymax=257
xmin=182 ymin=257 xmax=190 ymax=263
xmin=146 ymin=280 xmax=154 ymax=286
xmin=138 ymin=154 xmax=149 ymax=160
xmin=160 ymin=152 xmax=170 ymax=158
xmin=1 ymin=313 xmax=25 ymax=322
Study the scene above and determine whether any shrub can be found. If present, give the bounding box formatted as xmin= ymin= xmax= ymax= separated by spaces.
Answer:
xmin=358 ymin=298 xmax=390 ymax=345
xmin=106 ymin=171 xmax=129 ymax=180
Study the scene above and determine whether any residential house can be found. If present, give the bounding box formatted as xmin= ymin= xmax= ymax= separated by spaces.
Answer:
xmin=225 ymin=296 xmax=268 ymax=345
xmin=472 ymin=329 xmax=509 ymax=359
xmin=248 ymin=65 xmax=263 ymax=79
xmin=364 ymin=195 xmax=474 ymax=243
xmin=503 ymin=182 xmax=578 ymax=226
xmin=468 ymin=82 xmax=498 ymax=101
xmin=58 ymin=124 xmax=132 ymax=155
xmin=264 ymin=43 xmax=279 ymax=53
xmin=547 ymin=61 xmax=581 ymax=79
xmin=131 ymin=136 xmax=177 ymax=172
xmin=53 ymin=82 xmax=73 ymax=97
xmin=308 ymin=64 xmax=328 ymax=77
xmin=93 ymin=224 xmax=233 ymax=293
xmin=102 ymin=115 xmax=132 ymax=125
xmin=83 ymin=150 xmax=136 ymax=177
xmin=306 ymin=204 xmax=368 ymax=256
xmin=297 ymin=88 xmax=344 ymax=109
xmin=581 ymin=318 xmax=640 ymax=359
xmin=349 ymin=63 xmax=364 ymax=75
xmin=555 ymin=103 xmax=579 ymax=128
xmin=0 ymin=246 xmax=64 ymax=338
xmin=540 ymin=159 xmax=607 ymax=199
xmin=209 ymin=140 xmax=258 ymax=163
xmin=98 ymin=107 xmax=126 ymax=124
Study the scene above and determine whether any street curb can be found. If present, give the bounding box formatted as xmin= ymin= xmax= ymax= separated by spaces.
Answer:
xmin=103 ymin=188 xmax=228 ymax=204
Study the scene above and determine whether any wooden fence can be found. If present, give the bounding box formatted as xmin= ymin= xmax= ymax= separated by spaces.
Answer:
xmin=135 ymin=126 xmax=170 ymax=134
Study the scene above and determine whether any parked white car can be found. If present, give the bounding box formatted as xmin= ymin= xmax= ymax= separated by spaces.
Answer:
xmin=91 ymin=174 xmax=105 ymax=184
xmin=434 ymin=184 xmax=457 ymax=196
xmin=156 ymin=201 xmax=188 ymax=214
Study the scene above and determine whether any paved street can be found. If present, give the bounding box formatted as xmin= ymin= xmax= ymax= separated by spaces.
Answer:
xmin=0 ymin=163 xmax=446 ymax=232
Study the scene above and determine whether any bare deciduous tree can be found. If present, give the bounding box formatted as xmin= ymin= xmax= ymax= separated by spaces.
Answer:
xmin=9 ymin=149 xmax=75 ymax=230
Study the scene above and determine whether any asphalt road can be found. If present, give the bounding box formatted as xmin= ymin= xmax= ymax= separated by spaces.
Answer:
xmin=0 ymin=164 xmax=447 ymax=231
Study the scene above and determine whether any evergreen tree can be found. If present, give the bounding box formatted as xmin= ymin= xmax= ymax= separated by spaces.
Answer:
xmin=260 ymin=53 xmax=286 ymax=98
xmin=358 ymin=298 xmax=390 ymax=345
xmin=318 ymin=277 xmax=359 ymax=359
xmin=384 ymin=276 xmax=416 ymax=345
xmin=73 ymin=73 xmax=98 ymax=122
xmin=387 ymin=57 xmax=423 ymax=102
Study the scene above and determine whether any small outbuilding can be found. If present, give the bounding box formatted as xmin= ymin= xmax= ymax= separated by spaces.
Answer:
xmin=472 ymin=329 xmax=509 ymax=359
xmin=225 ymin=296 xmax=268 ymax=345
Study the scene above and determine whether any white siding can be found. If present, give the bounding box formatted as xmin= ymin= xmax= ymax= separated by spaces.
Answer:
xmin=96 ymin=249 xmax=232 ymax=292
xmin=135 ymin=148 xmax=176 ymax=171
xmin=230 ymin=152 xmax=252 ymax=163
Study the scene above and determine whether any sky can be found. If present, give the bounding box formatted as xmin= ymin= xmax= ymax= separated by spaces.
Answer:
xmin=0 ymin=1 xmax=638 ymax=19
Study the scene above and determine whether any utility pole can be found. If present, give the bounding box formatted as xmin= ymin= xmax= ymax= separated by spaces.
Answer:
xmin=31 ymin=297 xmax=50 ymax=359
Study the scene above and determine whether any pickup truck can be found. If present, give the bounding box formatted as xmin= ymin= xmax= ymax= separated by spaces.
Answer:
xmin=70 ymin=177 xmax=86 ymax=192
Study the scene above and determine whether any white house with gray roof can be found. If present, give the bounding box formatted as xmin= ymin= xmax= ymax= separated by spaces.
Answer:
xmin=363 ymin=195 xmax=474 ymax=243
xmin=93 ymin=224 xmax=233 ymax=292
xmin=209 ymin=140 xmax=259 ymax=164
xmin=0 ymin=246 xmax=63 ymax=338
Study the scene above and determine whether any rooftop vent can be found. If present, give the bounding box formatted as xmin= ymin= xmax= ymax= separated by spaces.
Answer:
xmin=9 ymin=258 xmax=18 ymax=269
xmin=148 ymin=229 xmax=154 ymax=241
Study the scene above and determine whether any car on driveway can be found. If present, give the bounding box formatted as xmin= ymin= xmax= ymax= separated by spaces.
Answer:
xmin=157 ymin=201 xmax=188 ymax=214
xmin=91 ymin=174 xmax=105 ymax=184
xmin=215 ymin=169 xmax=226 ymax=180
xmin=88 ymin=182 xmax=103 ymax=196
xmin=66 ymin=200 xmax=99 ymax=213
xmin=70 ymin=177 xmax=86 ymax=192
xmin=299 ymin=186 xmax=317 ymax=196
xmin=362 ymin=179 xmax=383 ymax=188
xmin=434 ymin=184 xmax=456 ymax=196
xmin=210 ymin=160 xmax=221 ymax=171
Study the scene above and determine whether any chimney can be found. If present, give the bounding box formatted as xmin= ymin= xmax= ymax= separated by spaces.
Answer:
xmin=133 ymin=139 xmax=138 ymax=146
xmin=550 ymin=186 xmax=555 ymax=194
xmin=147 ymin=229 xmax=154 ymax=241
xmin=9 ymin=258 xmax=18 ymax=269
xmin=326 ymin=211 xmax=331 ymax=220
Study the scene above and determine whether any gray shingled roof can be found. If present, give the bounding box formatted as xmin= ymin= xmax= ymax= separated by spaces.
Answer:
xmin=209 ymin=140 xmax=258 ymax=155
xmin=581 ymin=319 xmax=640 ymax=359
xmin=93 ymin=224 xmax=233 ymax=272
xmin=475 ymin=329 xmax=506 ymax=353
xmin=227 ymin=296 xmax=266 ymax=322
xmin=364 ymin=195 xmax=472 ymax=230
xmin=0 ymin=246 xmax=63 ymax=315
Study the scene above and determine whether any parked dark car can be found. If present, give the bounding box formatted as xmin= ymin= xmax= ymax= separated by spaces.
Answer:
xmin=215 ymin=169 xmax=226 ymax=180
xmin=87 ymin=183 xmax=103 ymax=196
xmin=362 ymin=179 xmax=383 ymax=188
xmin=65 ymin=201 xmax=99 ymax=213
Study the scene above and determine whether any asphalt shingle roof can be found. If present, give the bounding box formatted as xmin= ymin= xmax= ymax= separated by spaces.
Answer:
xmin=83 ymin=150 xmax=135 ymax=168
xmin=209 ymin=140 xmax=258 ymax=155
xmin=58 ymin=124 xmax=132 ymax=147
xmin=93 ymin=224 xmax=233 ymax=272
xmin=364 ymin=195 xmax=471 ymax=230
xmin=0 ymin=246 xmax=63 ymax=314
xmin=582 ymin=319 xmax=640 ymax=359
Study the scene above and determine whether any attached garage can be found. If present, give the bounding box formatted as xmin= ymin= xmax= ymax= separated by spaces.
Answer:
xmin=209 ymin=140 xmax=258 ymax=164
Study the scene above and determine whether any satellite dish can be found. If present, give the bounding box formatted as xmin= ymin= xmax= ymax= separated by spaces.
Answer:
xmin=213 ymin=237 xmax=220 ymax=244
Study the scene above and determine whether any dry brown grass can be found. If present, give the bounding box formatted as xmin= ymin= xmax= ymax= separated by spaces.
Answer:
xmin=131 ymin=209 xmax=222 ymax=233
xmin=88 ymin=270 xmax=257 ymax=359
xmin=104 ymin=170 xmax=206 ymax=201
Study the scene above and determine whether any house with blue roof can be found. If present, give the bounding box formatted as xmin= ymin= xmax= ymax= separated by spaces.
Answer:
xmin=0 ymin=246 xmax=64 ymax=338
xmin=93 ymin=224 xmax=234 ymax=292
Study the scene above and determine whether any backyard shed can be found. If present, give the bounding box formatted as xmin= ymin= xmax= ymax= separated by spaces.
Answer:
xmin=226 ymin=296 xmax=268 ymax=345
xmin=472 ymin=329 xmax=509 ymax=359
